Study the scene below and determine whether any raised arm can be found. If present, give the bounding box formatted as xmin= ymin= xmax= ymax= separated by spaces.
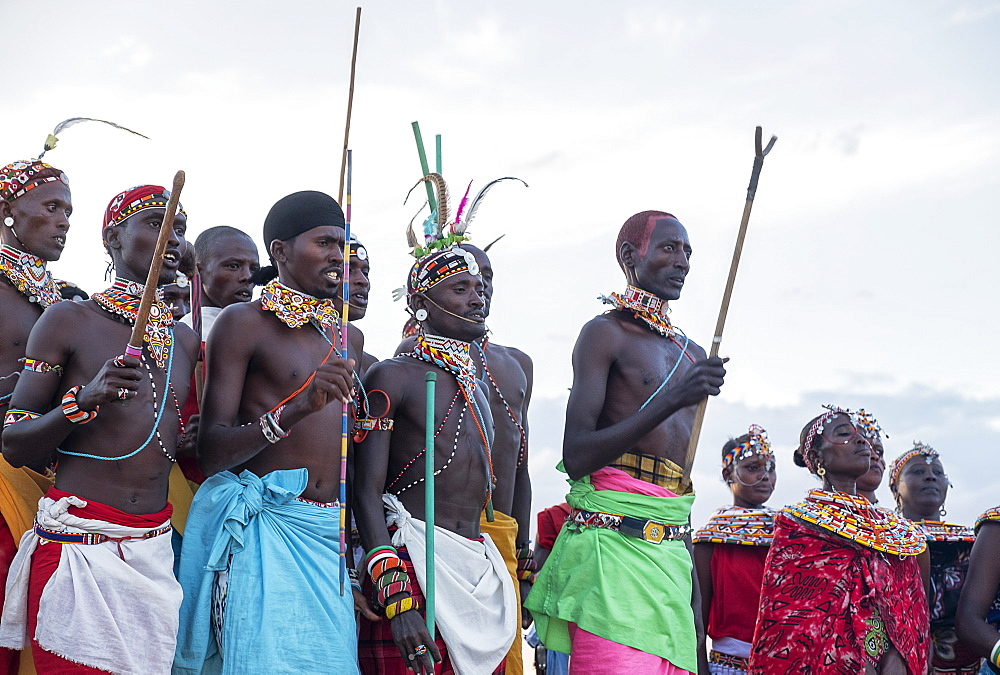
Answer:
xmin=197 ymin=305 xmax=354 ymax=475
xmin=2 ymin=304 xmax=142 ymax=468
xmin=956 ymin=521 xmax=1000 ymax=663
xmin=562 ymin=318 xmax=726 ymax=480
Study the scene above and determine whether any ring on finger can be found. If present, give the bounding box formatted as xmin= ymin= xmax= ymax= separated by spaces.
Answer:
xmin=414 ymin=644 xmax=428 ymax=656
xmin=113 ymin=356 xmax=128 ymax=368
xmin=117 ymin=388 xmax=130 ymax=400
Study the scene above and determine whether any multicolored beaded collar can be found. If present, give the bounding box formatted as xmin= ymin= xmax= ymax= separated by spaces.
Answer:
xmin=693 ymin=506 xmax=775 ymax=546
xmin=888 ymin=441 xmax=939 ymax=491
xmin=0 ymin=245 xmax=62 ymax=308
xmin=409 ymin=334 xmax=478 ymax=401
xmin=916 ymin=520 xmax=975 ymax=543
xmin=601 ymin=285 xmax=679 ymax=339
xmin=260 ymin=279 xmax=339 ymax=330
xmin=92 ymin=278 xmax=173 ymax=370
xmin=783 ymin=489 xmax=927 ymax=557
xmin=975 ymin=506 xmax=1000 ymax=533
xmin=722 ymin=424 xmax=773 ymax=470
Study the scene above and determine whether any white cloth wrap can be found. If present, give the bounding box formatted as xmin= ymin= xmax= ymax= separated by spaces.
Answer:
xmin=0 ymin=494 xmax=181 ymax=674
xmin=382 ymin=493 xmax=516 ymax=675
xmin=181 ymin=305 xmax=222 ymax=340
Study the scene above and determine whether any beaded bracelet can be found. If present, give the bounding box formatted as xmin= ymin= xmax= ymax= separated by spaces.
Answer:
xmin=371 ymin=556 xmax=405 ymax=581
xmin=384 ymin=595 xmax=421 ymax=620
xmin=516 ymin=544 xmax=537 ymax=582
xmin=3 ymin=409 xmax=40 ymax=428
xmin=991 ymin=637 xmax=1000 ymax=667
xmin=377 ymin=581 xmax=410 ymax=607
xmin=376 ymin=567 xmax=409 ymax=588
xmin=347 ymin=566 xmax=361 ymax=592
xmin=61 ymin=386 xmax=98 ymax=424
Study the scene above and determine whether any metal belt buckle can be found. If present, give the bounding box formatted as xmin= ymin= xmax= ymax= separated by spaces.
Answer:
xmin=619 ymin=516 xmax=666 ymax=544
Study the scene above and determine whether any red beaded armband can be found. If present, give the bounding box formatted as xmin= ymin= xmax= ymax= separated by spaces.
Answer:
xmin=370 ymin=556 xmax=404 ymax=582
xmin=3 ymin=409 xmax=40 ymax=428
xmin=61 ymin=386 xmax=98 ymax=424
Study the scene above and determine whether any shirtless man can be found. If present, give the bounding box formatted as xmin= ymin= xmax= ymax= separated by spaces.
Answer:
xmin=183 ymin=225 xmax=260 ymax=340
xmin=356 ymin=244 xmax=516 ymax=674
xmin=174 ymin=190 xmax=364 ymax=674
xmin=0 ymin=183 xmax=198 ymax=673
xmin=0 ymin=158 xmax=71 ymax=674
xmin=526 ymin=210 xmax=727 ymax=674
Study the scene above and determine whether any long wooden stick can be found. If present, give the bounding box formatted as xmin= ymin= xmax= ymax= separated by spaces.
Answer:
xmin=424 ymin=371 xmax=437 ymax=634
xmin=337 ymin=7 xmax=362 ymax=204
xmin=125 ymin=171 xmax=186 ymax=359
xmin=682 ymin=127 xmax=776 ymax=480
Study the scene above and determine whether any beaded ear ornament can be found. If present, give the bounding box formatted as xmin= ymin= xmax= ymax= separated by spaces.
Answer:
xmin=722 ymin=423 xmax=773 ymax=470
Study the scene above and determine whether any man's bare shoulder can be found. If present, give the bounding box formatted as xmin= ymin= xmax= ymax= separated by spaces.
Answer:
xmin=486 ymin=341 xmax=533 ymax=373
xmin=576 ymin=312 xmax=630 ymax=349
xmin=172 ymin=320 xmax=200 ymax=357
xmin=31 ymin=298 xmax=95 ymax=333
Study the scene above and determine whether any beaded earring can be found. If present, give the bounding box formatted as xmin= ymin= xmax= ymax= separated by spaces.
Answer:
xmin=415 ymin=308 xmax=428 ymax=322
xmin=816 ymin=465 xmax=826 ymax=477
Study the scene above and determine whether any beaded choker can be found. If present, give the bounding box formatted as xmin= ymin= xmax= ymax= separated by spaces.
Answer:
xmin=260 ymin=279 xmax=339 ymax=329
xmin=92 ymin=278 xmax=173 ymax=370
xmin=601 ymin=285 xmax=678 ymax=338
xmin=693 ymin=506 xmax=775 ymax=546
xmin=409 ymin=334 xmax=478 ymax=400
xmin=0 ymin=244 xmax=61 ymax=308
xmin=783 ymin=489 xmax=927 ymax=557
xmin=916 ymin=520 xmax=975 ymax=543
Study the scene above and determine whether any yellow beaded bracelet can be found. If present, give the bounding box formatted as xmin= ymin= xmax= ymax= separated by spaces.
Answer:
xmin=384 ymin=595 xmax=419 ymax=620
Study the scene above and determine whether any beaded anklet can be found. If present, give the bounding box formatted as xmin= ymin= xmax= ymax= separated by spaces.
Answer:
xmin=61 ymin=386 xmax=98 ymax=424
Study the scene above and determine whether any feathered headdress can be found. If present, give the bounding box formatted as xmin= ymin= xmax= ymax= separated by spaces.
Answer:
xmin=39 ymin=117 xmax=149 ymax=159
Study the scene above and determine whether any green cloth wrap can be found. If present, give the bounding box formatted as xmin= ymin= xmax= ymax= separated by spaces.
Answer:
xmin=525 ymin=475 xmax=696 ymax=672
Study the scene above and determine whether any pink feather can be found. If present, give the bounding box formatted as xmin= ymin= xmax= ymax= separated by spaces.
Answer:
xmin=453 ymin=180 xmax=473 ymax=232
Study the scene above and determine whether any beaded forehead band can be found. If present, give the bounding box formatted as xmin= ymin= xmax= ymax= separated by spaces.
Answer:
xmin=888 ymin=441 xmax=939 ymax=490
xmin=855 ymin=408 xmax=886 ymax=443
xmin=723 ymin=424 xmax=773 ymax=469
xmin=802 ymin=404 xmax=853 ymax=454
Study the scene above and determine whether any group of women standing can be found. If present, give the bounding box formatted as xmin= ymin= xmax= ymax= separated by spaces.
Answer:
xmin=693 ymin=406 xmax=1000 ymax=675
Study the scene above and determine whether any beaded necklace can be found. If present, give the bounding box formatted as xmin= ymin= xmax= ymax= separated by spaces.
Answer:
xmin=693 ymin=505 xmax=776 ymax=546
xmin=406 ymin=334 xmax=494 ymax=507
xmin=386 ymin=390 xmax=463 ymax=494
xmin=474 ymin=338 xmax=527 ymax=466
xmin=260 ymin=279 xmax=339 ymax=329
xmin=92 ymin=277 xmax=173 ymax=370
xmin=601 ymin=285 xmax=693 ymax=358
xmin=57 ymin=340 xmax=183 ymax=462
xmin=783 ymin=489 xmax=926 ymax=557
xmin=0 ymin=244 xmax=62 ymax=308
xmin=916 ymin=520 xmax=975 ymax=543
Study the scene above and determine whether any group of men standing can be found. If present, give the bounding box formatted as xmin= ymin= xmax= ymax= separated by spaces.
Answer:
xmin=0 ymin=153 xmax=725 ymax=675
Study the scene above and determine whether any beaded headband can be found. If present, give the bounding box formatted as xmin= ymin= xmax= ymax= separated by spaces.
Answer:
xmin=888 ymin=441 xmax=939 ymax=491
xmin=722 ymin=424 xmax=773 ymax=469
xmin=103 ymin=184 xmax=187 ymax=231
xmin=0 ymin=160 xmax=67 ymax=203
xmin=855 ymin=408 xmax=886 ymax=443
xmin=349 ymin=233 xmax=368 ymax=261
xmin=801 ymin=404 xmax=861 ymax=471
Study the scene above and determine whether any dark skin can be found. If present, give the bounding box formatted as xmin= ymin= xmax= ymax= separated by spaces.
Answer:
xmin=162 ymin=281 xmax=191 ymax=321
xmin=857 ymin=437 xmax=885 ymax=503
xmin=694 ymin=449 xmax=776 ymax=661
xmin=1 ymin=207 xmax=199 ymax=514
xmin=955 ymin=520 xmax=1000 ymax=671
xmin=197 ymin=232 xmax=259 ymax=308
xmin=357 ymin=271 xmax=494 ymax=673
xmin=196 ymin=225 xmax=373 ymax=618
xmin=894 ymin=455 xmax=948 ymax=521
xmin=562 ymin=218 xmax=727 ymax=480
xmin=0 ymin=181 xmax=72 ymax=413
xmin=333 ymin=253 xmax=375 ymax=375
xmin=802 ymin=416 xmax=928 ymax=675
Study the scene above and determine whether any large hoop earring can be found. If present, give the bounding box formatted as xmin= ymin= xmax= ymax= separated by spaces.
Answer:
xmin=816 ymin=466 xmax=826 ymax=477
xmin=939 ymin=505 xmax=947 ymax=518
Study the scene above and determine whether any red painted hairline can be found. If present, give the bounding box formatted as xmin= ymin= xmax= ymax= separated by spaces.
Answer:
xmin=637 ymin=213 xmax=676 ymax=256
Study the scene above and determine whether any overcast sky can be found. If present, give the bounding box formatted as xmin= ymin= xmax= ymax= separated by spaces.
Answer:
xmin=3 ymin=1 xmax=999 ymax=530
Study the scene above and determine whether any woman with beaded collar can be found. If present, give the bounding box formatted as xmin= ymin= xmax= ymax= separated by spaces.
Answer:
xmin=955 ymin=506 xmax=1000 ymax=673
xmin=748 ymin=406 xmax=930 ymax=674
xmin=693 ymin=424 xmax=777 ymax=674
xmin=890 ymin=442 xmax=982 ymax=674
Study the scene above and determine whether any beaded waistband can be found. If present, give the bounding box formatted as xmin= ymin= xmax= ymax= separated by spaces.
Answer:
xmin=568 ymin=508 xmax=691 ymax=544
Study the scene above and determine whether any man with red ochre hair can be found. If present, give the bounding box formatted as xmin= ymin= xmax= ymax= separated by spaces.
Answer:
xmin=526 ymin=211 xmax=727 ymax=674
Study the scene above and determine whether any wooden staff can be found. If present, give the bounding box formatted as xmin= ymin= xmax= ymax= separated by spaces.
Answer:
xmin=338 ymin=7 xmax=362 ymax=204
xmin=682 ymin=127 xmax=776 ymax=480
xmin=125 ymin=171 xmax=186 ymax=360
xmin=338 ymin=150 xmax=353 ymax=596
xmin=191 ymin=270 xmax=205 ymax=405
xmin=424 ymin=371 xmax=437 ymax=633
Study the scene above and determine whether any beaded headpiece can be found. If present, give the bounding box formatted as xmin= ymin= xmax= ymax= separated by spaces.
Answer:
xmin=855 ymin=408 xmax=886 ymax=443
xmin=400 ymin=173 xmax=526 ymax=302
xmin=0 ymin=160 xmax=67 ymax=204
xmin=801 ymin=404 xmax=856 ymax=471
xmin=103 ymin=184 xmax=186 ymax=231
xmin=888 ymin=441 xmax=940 ymax=492
xmin=349 ymin=233 xmax=367 ymax=261
xmin=723 ymin=424 xmax=773 ymax=470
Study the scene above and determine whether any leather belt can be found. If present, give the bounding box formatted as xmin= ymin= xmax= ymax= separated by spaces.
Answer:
xmin=568 ymin=508 xmax=691 ymax=544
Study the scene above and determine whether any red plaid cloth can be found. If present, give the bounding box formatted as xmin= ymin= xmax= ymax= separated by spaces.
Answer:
xmin=358 ymin=545 xmax=505 ymax=675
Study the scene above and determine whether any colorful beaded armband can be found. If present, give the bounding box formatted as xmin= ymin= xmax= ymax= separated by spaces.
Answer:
xmin=259 ymin=405 xmax=289 ymax=444
xmin=61 ymin=386 xmax=98 ymax=424
xmin=384 ymin=595 xmax=421 ymax=620
xmin=21 ymin=358 xmax=63 ymax=375
xmin=991 ymin=638 xmax=1000 ymax=668
xmin=356 ymin=417 xmax=394 ymax=431
xmin=516 ymin=544 xmax=537 ymax=583
xmin=3 ymin=409 xmax=40 ymax=428
xmin=347 ymin=566 xmax=361 ymax=591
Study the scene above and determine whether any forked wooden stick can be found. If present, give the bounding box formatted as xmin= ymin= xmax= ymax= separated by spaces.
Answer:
xmin=682 ymin=127 xmax=776 ymax=480
xmin=125 ymin=171 xmax=186 ymax=360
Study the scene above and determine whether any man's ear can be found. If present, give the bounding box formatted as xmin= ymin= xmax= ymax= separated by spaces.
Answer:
xmin=270 ymin=239 xmax=288 ymax=264
xmin=0 ymin=200 xmax=12 ymax=221
xmin=409 ymin=292 xmax=428 ymax=314
xmin=619 ymin=241 xmax=637 ymax=270
xmin=103 ymin=225 xmax=123 ymax=252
